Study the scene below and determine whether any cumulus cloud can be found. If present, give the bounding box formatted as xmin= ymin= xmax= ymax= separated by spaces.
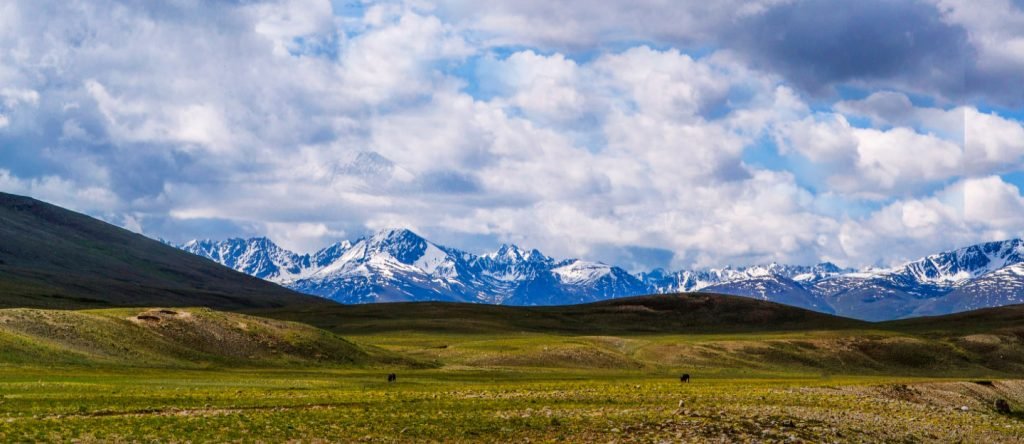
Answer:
xmin=476 ymin=51 xmax=585 ymax=122
xmin=336 ymin=6 xmax=474 ymax=105
xmin=779 ymin=96 xmax=1024 ymax=198
xmin=433 ymin=0 xmax=787 ymax=49
xmin=728 ymin=0 xmax=971 ymax=98
xmin=432 ymin=0 xmax=1024 ymax=106
xmin=840 ymin=176 xmax=1024 ymax=265
xmin=0 ymin=169 xmax=120 ymax=215
xmin=931 ymin=0 xmax=1024 ymax=105
xmin=0 ymin=0 xmax=1022 ymax=271
xmin=776 ymin=113 xmax=962 ymax=197
xmin=835 ymin=91 xmax=965 ymax=141
xmin=964 ymin=108 xmax=1024 ymax=175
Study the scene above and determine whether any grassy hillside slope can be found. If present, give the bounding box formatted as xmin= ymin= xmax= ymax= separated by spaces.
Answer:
xmin=0 ymin=307 xmax=380 ymax=367
xmin=0 ymin=192 xmax=327 ymax=310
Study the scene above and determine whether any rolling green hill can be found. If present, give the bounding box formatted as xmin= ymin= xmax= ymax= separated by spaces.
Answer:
xmin=0 ymin=192 xmax=327 ymax=310
xmin=0 ymin=307 xmax=379 ymax=367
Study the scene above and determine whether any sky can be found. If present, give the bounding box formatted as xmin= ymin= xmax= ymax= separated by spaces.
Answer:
xmin=1 ymin=0 xmax=1024 ymax=272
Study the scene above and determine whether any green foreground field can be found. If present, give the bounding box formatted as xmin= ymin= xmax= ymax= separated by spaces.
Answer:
xmin=0 ymin=298 xmax=1021 ymax=442
xmin=0 ymin=328 xmax=1022 ymax=442
xmin=0 ymin=366 xmax=1021 ymax=443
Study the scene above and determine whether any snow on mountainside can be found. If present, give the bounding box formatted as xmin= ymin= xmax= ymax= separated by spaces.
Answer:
xmin=180 ymin=238 xmax=312 ymax=281
xmin=180 ymin=229 xmax=644 ymax=306
xmin=178 ymin=232 xmax=1024 ymax=320
xmin=888 ymin=239 xmax=1024 ymax=285
xmin=809 ymin=240 xmax=1024 ymax=321
xmin=925 ymin=263 xmax=1024 ymax=315
xmin=552 ymin=260 xmax=615 ymax=285
xmin=701 ymin=276 xmax=832 ymax=313
xmin=640 ymin=262 xmax=848 ymax=293
xmin=288 ymin=229 xmax=478 ymax=303
xmin=475 ymin=244 xmax=552 ymax=282
xmin=548 ymin=260 xmax=649 ymax=304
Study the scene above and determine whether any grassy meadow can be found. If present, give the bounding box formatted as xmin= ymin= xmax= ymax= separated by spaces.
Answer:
xmin=0 ymin=300 xmax=1021 ymax=442
xmin=0 ymin=366 xmax=1021 ymax=442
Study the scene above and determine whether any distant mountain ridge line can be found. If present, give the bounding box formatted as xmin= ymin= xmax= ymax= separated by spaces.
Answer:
xmin=177 ymin=230 xmax=1024 ymax=321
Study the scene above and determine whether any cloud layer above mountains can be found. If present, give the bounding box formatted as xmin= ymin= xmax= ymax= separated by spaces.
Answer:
xmin=1 ymin=0 xmax=1022 ymax=271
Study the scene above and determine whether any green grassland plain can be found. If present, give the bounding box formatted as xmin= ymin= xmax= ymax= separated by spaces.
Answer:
xmin=0 ymin=302 xmax=1021 ymax=442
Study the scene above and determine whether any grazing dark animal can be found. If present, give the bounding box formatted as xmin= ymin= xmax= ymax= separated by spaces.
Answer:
xmin=995 ymin=399 xmax=1011 ymax=414
xmin=387 ymin=373 xmax=397 ymax=383
xmin=680 ymin=374 xmax=690 ymax=383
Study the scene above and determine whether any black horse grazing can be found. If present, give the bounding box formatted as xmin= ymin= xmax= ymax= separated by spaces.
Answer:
xmin=995 ymin=399 xmax=1011 ymax=414
xmin=680 ymin=374 xmax=690 ymax=383
xmin=387 ymin=373 xmax=397 ymax=383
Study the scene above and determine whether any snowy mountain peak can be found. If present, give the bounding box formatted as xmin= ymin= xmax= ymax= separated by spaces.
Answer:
xmin=813 ymin=262 xmax=843 ymax=273
xmin=361 ymin=228 xmax=431 ymax=264
xmin=312 ymin=240 xmax=352 ymax=268
xmin=178 ymin=234 xmax=1024 ymax=321
xmin=889 ymin=239 xmax=1024 ymax=286
xmin=368 ymin=228 xmax=425 ymax=246
xmin=494 ymin=243 xmax=526 ymax=259
xmin=552 ymin=260 xmax=613 ymax=285
xmin=484 ymin=244 xmax=551 ymax=264
xmin=179 ymin=236 xmax=308 ymax=281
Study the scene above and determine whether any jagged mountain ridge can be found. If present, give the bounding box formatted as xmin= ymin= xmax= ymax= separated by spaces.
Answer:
xmin=183 ymin=229 xmax=647 ymax=306
xmin=178 ymin=230 xmax=1024 ymax=320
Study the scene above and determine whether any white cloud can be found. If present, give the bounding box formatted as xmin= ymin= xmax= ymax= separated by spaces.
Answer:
xmin=777 ymin=106 xmax=972 ymax=197
xmin=835 ymin=91 xmax=965 ymax=141
xmin=264 ymin=221 xmax=350 ymax=253
xmin=336 ymin=8 xmax=473 ymax=105
xmin=590 ymin=47 xmax=732 ymax=120
xmin=964 ymin=108 xmax=1024 ymax=174
xmin=433 ymin=0 xmax=790 ymax=48
xmin=248 ymin=0 xmax=336 ymax=55
xmin=478 ymin=50 xmax=585 ymax=122
xmin=776 ymin=114 xmax=858 ymax=164
xmin=0 ymin=169 xmax=120 ymax=215
xmin=778 ymin=121 xmax=953 ymax=197
xmin=845 ymin=126 xmax=962 ymax=194
xmin=1 ymin=0 xmax=1022 ymax=272
xmin=0 ymin=88 xmax=39 ymax=108
xmin=840 ymin=176 xmax=1024 ymax=266
xmin=828 ymin=94 xmax=1024 ymax=190
xmin=932 ymin=0 xmax=1024 ymax=73
xmin=86 ymin=80 xmax=234 ymax=153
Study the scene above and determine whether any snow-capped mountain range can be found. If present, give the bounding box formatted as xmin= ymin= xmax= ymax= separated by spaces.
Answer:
xmin=178 ymin=230 xmax=1024 ymax=321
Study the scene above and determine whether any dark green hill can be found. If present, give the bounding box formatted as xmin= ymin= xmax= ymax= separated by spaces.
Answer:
xmin=258 ymin=293 xmax=869 ymax=335
xmin=0 ymin=192 xmax=327 ymax=310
